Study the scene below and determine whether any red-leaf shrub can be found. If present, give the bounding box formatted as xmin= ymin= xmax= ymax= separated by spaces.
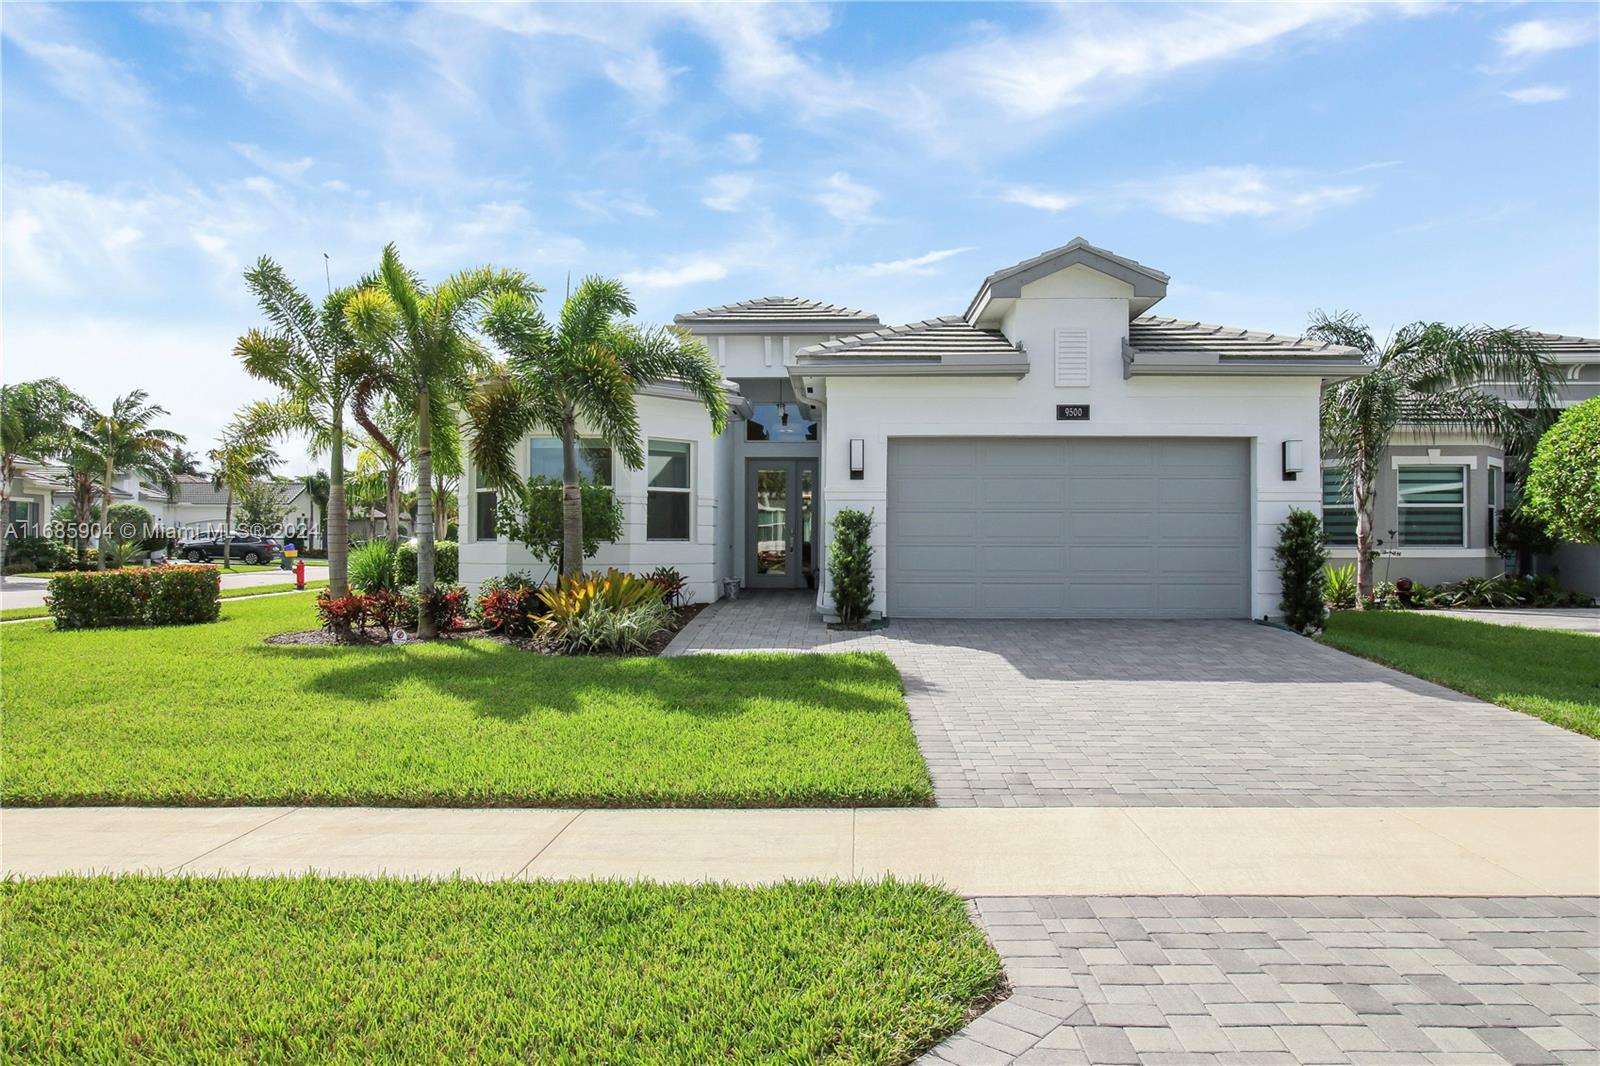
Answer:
xmin=476 ymin=586 xmax=538 ymax=637
xmin=315 ymin=591 xmax=368 ymax=636
xmin=364 ymin=588 xmax=410 ymax=637
xmin=45 ymin=566 xmax=220 ymax=630
xmin=419 ymin=583 xmax=468 ymax=632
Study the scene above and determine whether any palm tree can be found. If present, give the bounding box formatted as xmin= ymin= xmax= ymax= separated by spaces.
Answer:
xmin=208 ymin=425 xmax=280 ymax=569
xmin=301 ymin=469 xmax=330 ymax=550
xmin=345 ymin=244 xmax=532 ymax=637
xmin=467 ymin=276 xmax=726 ymax=577
xmin=79 ymin=391 xmax=184 ymax=571
xmin=57 ymin=435 xmax=105 ymax=568
xmin=234 ymin=255 xmax=371 ymax=597
xmin=0 ymin=378 xmax=84 ymax=560
xmin=1309 ymin=310 xmax=1563 ymax=603
xmin=167 ymin=446 xmax=203 ymax=477
xmin=352 ymin=390 xmax=411 ymax=548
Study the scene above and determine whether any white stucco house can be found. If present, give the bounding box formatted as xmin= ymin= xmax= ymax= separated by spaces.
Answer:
xmin=458 ymin=238 xmax=1598 ymax=617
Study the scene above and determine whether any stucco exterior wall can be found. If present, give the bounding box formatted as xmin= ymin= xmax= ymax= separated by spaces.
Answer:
xmin=458 ymin=392 xmax=733 ymax=604
xmin=812 ymin=319 xmax=1324 ymax=622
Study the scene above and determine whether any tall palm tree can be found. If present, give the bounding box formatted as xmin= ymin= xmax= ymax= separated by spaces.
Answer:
xmin=0 ymin=378 xmax=84 ymax=559
xmin=167 ymin=446 xmax=203 ymax=477
xmin=467 ymin=276 xmax=726 ymax=577
xmin=79 ymin=391 xmax=184 ymax=571
xmin=208 ymin=425 xmax=280 ymax=569
xmin=234 ymin=255 xmax=371 ymax=597
xmin=345 ymin=244 xmax=532 ymax=637
xmin=352 ymin=390 xmax=411 ymax=548
xmin=1310 ymin=310 xmax=1563 ymax=603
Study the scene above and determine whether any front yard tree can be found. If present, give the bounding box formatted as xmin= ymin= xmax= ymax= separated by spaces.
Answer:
xmin=1309 ymin=310 xmax=1562 ymax=604
xmin=208 ymin=423 xmax=280 ymax=569
xmin=345 ymin=245 xmax=531 ymax=638
xmin=235 ymin=256 xmax=370 ymax=598
xmin=79 ymin=390 xmax=184 ymax=571
xmin=0 ymin=378 xmax=84 ymax=563
xmin=467 ymin=276 xmax=726 ymax=578
xmin=1524 ymin=396 xmax=1600 ymax=545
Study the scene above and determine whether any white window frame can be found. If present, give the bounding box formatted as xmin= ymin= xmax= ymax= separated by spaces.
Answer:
xmin=646 ymin=438 xmax=693 ymax=543
xmin=529 ymin=435 xmax=612 ymax=486
xmin=472 ymin=468 xmax=499 ymax=543
xmin=1396 ymin=464 xmax=1468 ymax=548
xmin=1487 ymin=458 xmax=1503 ymax=547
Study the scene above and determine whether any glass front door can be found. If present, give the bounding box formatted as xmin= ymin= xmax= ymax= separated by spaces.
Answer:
xmin=746 ymin=459 xmax=817 ymax=589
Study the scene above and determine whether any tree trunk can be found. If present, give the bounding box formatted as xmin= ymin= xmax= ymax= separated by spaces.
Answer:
xmin=1 ymin=457 xmax=12 ymax=569
xmin=223 ymin=494 xmax=234 ymax=569
xmin=415 ymin=385 xmax=436 ymax=639
xmin=386 ymin=469 xmax=400 ymax=548
xmin=1353 ymin=446 xmax=1375 ymax=607
xmin=97 ymin=458 xmax=114 ymax=571
xmin=560 ymin=407 xmax=583 ymax=579
xmin=328 ymin=411 xmax=349 ymax=597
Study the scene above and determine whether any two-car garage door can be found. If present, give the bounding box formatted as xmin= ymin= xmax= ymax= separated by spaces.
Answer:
xmin=887 ymin=438 xmax=1250 ymax=619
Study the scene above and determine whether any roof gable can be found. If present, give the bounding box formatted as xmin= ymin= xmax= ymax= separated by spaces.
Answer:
xmin=967 ymin=237 xmax=1169 ymax=322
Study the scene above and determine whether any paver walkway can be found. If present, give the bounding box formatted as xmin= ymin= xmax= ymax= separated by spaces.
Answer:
xmin=922 ymin=896 xmax=1600 ymax=1066
xmin=666 ymin=593 xmax=1600 ymax=808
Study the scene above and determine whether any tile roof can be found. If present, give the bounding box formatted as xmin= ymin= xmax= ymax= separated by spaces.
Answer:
xmin=1526 ymin=331 xmax=1600 ymax=360
xmin=171 ymin=475 xmax=304 ymax=508
xmin=1129 ymin=316 xmax=1366 ymax=362
xmin=979 ymin=237 xmax=1171 ymax=290
xmin=792 ymin=316 xmax=1024 ymax=361
xmin=674 ymin=296 xmax=879 ymax=325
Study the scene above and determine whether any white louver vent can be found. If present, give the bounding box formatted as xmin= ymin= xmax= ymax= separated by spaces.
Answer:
xmin=1054 ymin=328 xmax=1090 ymax=387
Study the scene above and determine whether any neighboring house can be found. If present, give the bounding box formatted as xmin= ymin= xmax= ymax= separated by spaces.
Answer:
xmin=346 ymin=510 xmax=412 ymax=544
xmin=1320 ymin=334 xmax=1600 ymax=594
xmin=5 ymin=459 xmax=69 ymax=539
xmin=162 ymin=474 xmax=312 ymax=541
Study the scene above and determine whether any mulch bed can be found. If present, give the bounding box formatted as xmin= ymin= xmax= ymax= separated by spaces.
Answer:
xmin=264 ymin=602 xmax=709 ymax=657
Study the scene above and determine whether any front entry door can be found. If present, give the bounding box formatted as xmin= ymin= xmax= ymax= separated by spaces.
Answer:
xmin=746 ymin=459 xmax=818 ymax=589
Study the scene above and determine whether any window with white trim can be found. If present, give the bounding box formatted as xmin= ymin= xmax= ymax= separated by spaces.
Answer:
xmin=1487 ymin=465 xmax=1500 ymax=545
xmin=474 ymin=487 xmax=498 ymax=542
xmin=1321 ymin=469 xmax=1356 ymax=546
xmin=529 ymin=437 xmax=612 ymax=485
xmin=646 ymin=440 xmax=692 ymax=541
xmin=1397 ymin=466 xmax=1467 ymax=546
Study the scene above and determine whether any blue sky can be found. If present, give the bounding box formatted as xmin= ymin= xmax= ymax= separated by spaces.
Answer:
xmin=4 ymin=1 xmax=1597 ymax=473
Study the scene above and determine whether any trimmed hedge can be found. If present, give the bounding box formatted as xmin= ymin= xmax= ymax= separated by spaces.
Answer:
xmin=393 ymin=540 xmax=458 ymax=587
xmin=45 ymin=566 xmax=221 ymax=630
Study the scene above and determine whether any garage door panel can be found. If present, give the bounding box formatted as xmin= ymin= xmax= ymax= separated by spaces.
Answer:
xmin=888 ymin=438 xmax=1248 ymax=619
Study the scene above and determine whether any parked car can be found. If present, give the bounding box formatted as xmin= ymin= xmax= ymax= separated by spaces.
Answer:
xmin=177 ymin=532 xmax=278 ymax=565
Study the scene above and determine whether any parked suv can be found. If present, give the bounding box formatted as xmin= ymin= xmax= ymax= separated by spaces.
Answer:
xmin=178 ymin=532 xmax=279 ymax=565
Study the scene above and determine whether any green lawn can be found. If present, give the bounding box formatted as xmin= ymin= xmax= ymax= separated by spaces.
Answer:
xmin=2 ymin=876 xmax=999 ymax=1064
xmin=1322 ymin=611 xmax=1600 ymax=739
xmin=1 ymin=580 xmax=330 ymax=623
xmin=1 ymin=593 xmax=931 ymax=807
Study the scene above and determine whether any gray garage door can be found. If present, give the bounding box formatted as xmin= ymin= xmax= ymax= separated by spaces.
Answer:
xmin=887 ymin=438 xmax=1250 ymax=619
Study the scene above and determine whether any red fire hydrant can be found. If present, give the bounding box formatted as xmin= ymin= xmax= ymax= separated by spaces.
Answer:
xmin=295 ymin=559 xmax=306 ymax=590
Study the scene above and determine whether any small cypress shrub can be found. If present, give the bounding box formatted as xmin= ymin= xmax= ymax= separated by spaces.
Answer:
xmin=393 ymin=540 xmax=458 ymax=587
xmin=1275 ymin=508 xmax=1328 ymax=634
xmin=829 ymin=509 xmax=876 ymax=625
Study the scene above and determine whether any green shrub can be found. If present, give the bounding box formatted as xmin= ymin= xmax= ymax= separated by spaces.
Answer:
xmin=1524 ymin=396 xmax=1600 ymax=544
xmin=3 ymin=536 xmax=71 ymax=574
xmin=45 ymin=566 xmax=220 ymax=630
xmin=1323 ymin=563 xmax=1357 ymax=610
xmin=495 ymin=476 xmax=623 ymax=573
xmin=1275 ymin=508 xmax=1327 ymax=634
xmin=348 ymin=540 xmax=398 ymax=594
xmin=393 ymin=540 xmax=458 ymax=587
xmin=829 ymin=509 xmax=875 ymax=625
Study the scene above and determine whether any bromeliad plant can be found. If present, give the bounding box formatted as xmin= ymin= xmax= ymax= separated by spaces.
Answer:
xmin=537 ymin=569 xmax=672 ymax=654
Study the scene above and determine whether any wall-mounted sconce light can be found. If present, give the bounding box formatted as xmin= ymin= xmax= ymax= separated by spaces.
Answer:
xmin=849 ymin=438 xmax=865 ymax=481
xmin=1282 ymin=439 xmax=1304 ymax=481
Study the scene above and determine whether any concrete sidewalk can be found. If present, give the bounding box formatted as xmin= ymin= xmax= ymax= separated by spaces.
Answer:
xmin=5 ymin=806 xmax=1596 ymax=895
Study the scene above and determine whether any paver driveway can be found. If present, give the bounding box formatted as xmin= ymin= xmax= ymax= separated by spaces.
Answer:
xmin=667 ymin=593 xmax=1600 ymax=808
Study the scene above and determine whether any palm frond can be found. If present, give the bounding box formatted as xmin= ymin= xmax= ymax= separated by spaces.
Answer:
xmin=463 ymin=367 xmax=540 ymax=491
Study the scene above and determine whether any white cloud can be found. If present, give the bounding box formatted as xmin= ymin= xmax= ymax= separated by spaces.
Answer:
xmin=813 ymin=172 xmax=880 ymax=225
xmin=852 ymin=248 xmax=975 ymax=278
xmin=322 ymin=180 xmax=352 ymax=194
xmin=602 ymin=48 xmax=679 ymax=105
xmin=230 ymin=142 xmax=315 ymax=181
xmin=702 ymin=174 xmax=756 ymax=213
xmin=723 ymin=133 xmax=762 ymax=164
xmin=1504 ymin=85 xmax=1570 ymax=104
xmin=1 ymin=5 xmax=153 ymax=130
xmin=620 ymin=258 xmax=729 ymax=289
xmin=570 ymin=190 xmax=657 ymax=220
xmin=1117 ymin=166 xmax=1367 ymax=224
xmin=1000 ymin=186 xmax=1084 ymax=213
xmin=1497 ymin=18 xmax=1598 ymax=59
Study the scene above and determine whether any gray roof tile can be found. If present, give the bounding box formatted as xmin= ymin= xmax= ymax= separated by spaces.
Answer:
xmin=674 ymin=296 xmax=878 ymax=325
xmin=792 ymin=316 xmax=1023 ymax=361
xmin=1129 ymin=316 xmax=1365 ymax=362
